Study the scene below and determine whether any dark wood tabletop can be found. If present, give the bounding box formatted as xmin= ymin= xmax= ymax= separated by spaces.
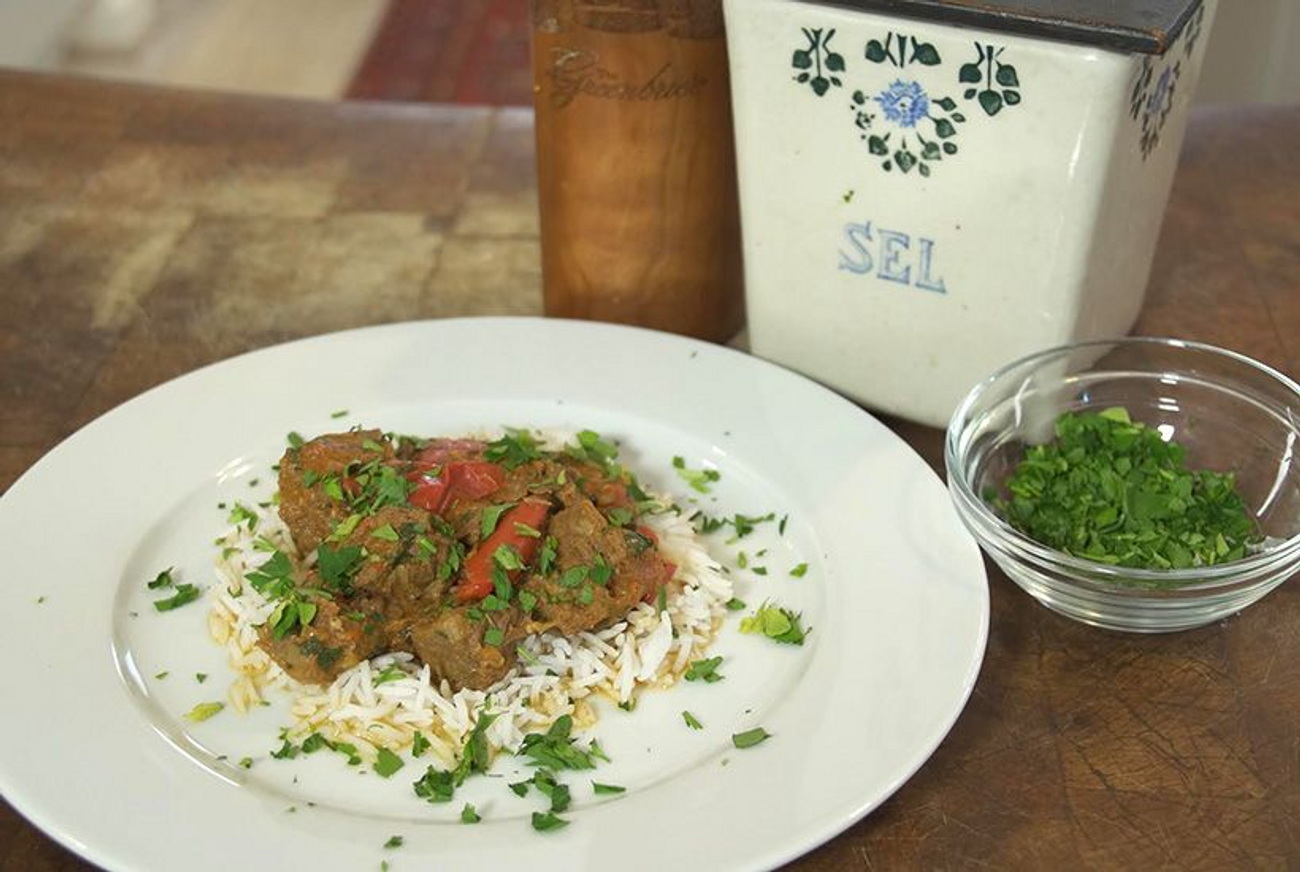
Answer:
xmin=1 ymin=69 xmax=1296 ymax=871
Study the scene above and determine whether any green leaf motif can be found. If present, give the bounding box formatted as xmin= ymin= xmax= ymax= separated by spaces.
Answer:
xmin=1004 ymin=90 xmax=1022 ymax=105
xmin=921 ymin=141 xmax=941 ymax=160
xmin=812 ymin=77 xmax=830 ymax=96
xmin=934 ymin=118 xmax=956 ymax=139
xmin=964 ymin=88 xmax=977 ymax=99
xmin=935 ymin=96 xmax=957 ymax=111
xmin=796 ymin=72 xmax=810 ymax=83
xmin=851 ymin=89 xmax=866 ymax=105
xmin=912 ymin=41 xmax=941 ymax=66
xmin=996 ymin=64 xmax=1020 ymax=87
xmin=792 ymin=49 xmax=813 ymax=70
xmin=952 ymin=112 xmax=966 ymax=122
xmin=959 ymin=63 xmax=982 ymax=83
xmin=942 ymin=142 xmax=958 ymax=155
xmin=825 ymin=52 xmax=846 ymax=72
xmin=919 ymin=162 xmax=931 ymax=177
xmin=867 ymin=135 xmax=889 ymax=156
xmin=865 ymin=39 xmax=887 ymax=63
xmin=894 ymin=149 xmax=917 ymax=173
xmin=978 ymin=89 xmax=1004 ymax=116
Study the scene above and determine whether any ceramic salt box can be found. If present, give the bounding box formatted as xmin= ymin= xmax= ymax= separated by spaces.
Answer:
xmin=723 ymin=0 xmax=1215 ymax=426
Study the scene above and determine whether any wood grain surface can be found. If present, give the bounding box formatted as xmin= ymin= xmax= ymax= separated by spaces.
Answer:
xmin=1 ymin=70 xmax=1297 ymax=871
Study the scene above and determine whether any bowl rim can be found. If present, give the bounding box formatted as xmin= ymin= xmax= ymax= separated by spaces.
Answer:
xmin=944 ymin=336 xmax=1300 ymax=590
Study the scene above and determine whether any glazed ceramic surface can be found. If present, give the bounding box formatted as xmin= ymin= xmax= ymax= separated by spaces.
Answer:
xmin=724 ymin=0 xmax=1215 ymax=426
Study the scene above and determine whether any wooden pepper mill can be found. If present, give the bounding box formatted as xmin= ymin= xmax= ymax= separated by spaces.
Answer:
xmin=531 ymin=0 xmax=745 ymax=342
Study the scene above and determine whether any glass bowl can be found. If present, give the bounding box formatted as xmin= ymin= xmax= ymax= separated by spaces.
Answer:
xmin=945 ymin=337 xmax=1300 ymax=632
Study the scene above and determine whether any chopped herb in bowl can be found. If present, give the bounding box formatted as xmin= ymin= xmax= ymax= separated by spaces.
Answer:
xmin=989 ymin=408 xmax=1262 ymax=572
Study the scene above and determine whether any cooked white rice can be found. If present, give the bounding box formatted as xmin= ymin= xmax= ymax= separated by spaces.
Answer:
xmin=209 ymin=480 xmax=730 ymax=767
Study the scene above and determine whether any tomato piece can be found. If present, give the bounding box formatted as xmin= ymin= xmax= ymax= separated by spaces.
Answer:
xmin=642 ymin=560 xmax=677 ymax=604
xmin=446 ymin=462 xmax=505 ymax=501
xmin=408 ymin=477 xmax=449 ymax=512
xmin=455 ymin=499 xmax=551 ymax=602
xmin=406 ymin=462 xmax=504 ymax=514
xmin=635 ymin=525 xmax=659 ymax=545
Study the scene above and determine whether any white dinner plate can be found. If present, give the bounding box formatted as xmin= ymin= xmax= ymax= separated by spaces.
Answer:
xmin=0 ymin=318 xmax=987 ymax=871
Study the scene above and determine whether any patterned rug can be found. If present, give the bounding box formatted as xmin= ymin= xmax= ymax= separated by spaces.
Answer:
xmin=346 ymin=0 xmax=533 ymax=106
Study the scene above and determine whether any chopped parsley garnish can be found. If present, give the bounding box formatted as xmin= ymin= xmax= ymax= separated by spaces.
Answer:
xmin=578 ymin=585 xmax=594 ymax=605
xmin=374 ymin=665 xmax=406 ymax=686
xmin=692 ymin=512 xmax=728 ymax=534
xmin=517 ymin=715 xmax=600 ymax=771
xmin=239 ymin=757 xmax=253 ymax=769
xmin=991 ymin=407 xmax=1262 ymax=571
xmin=730 ymin=512 xmax=776 ymax=539
xmin=672 ymin=456 xmax=720 ymax=493
xmin=682 ymin=711 xmax=703 ymax=730
xmin=183 ymin=701 xmax=224 ymax=722
xmin=195 ymin=673 xmax=207 ymax=683
xmin=656 ymin=585 xmax=668 ymax=615
xmin=739 ymin=601 xmax=809 ymax=645
xmin=413 ymin=709 xmax=497 ymax=803
xmin=605 ymin=507 xmax=634 ymax=528
xmin=725 ymin=597 xmax=747 ymax=611
xmin=370 ymin=524 xmax=399 ymax=542
xmin=514 ymin=522 xmax=542 ymax=538
xmin=737 ymin=551 xmax=748 ymax=569
xmin=383 ymin=835 xmax=403 ymax=849
xmin=590 ymin=554 xmax=613 ymax=586
xmin=518 ymin=590 xmax=538 ymax=613
xmin=480 ymin=503 xmax=516 ymax=539
xmin=227 ymin=502 xmax=260 ymax=531
xmin=531 ymin=811 xmax=569 ymax=832
xmin=483 ymin=627 xmax=505 ymax=647
xmin=779 ymin=514 xmax=789 ymax=536
xmin=412 ymin=767 xmax=455 ymax=803
xmin=593 ymin=781 xmax=626 ymax=794
xmin=316 ymin=543 xmax=363 ymax=593
xmin=374 ymin=748 xmax=405 ymax=778
xmin=683 ymin=657 xmax=724 ymax=683
xmin=153 ymin=584 xmax=201 ymax=612
xmin=544 ymin=773 xmax=576 ymax=814
xmin=732 ymin=727 xmax=772 ymax=749
xmin=752 ymin=566 xmax=768 ymax=576
xmin=460 ymin=803 xmax=481 ymax=824
xmin=537 ymin=536 xmax=559 ymax=574
xmin=245 ymin=550 xmax=320 ymax=638
xmin=790 ymin=562 xmax=809 ymax=578
xmin=330 ymin=409 xmax=349 ymax=419
xmin=287 ymin=431 xmax=305 ymax=449
xmin=558 ymin=565 xmax=589 ymax=588
xmin=566 ymin=429 xmax=620 ymax=469
xmin=411 ymin=732 xmax=431 ymax=758
xmin=484 ymin=429 xmax=543 ymax=470
xmin=154 ymin=671 xmax=169 ymax=680
xmin=146 ymin=567 xmax=175 ymax=589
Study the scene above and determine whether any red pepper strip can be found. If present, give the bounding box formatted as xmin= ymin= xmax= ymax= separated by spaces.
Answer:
xmin=407 ymin=461 xmax=505 ymax=514
xmin=456 ymin=499 xmax=551 ymax=602
xmin=636 ymin=525 xmax=659 ymax=545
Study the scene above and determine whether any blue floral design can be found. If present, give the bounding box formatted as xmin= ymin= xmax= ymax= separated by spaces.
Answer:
xmin=1146 ymin=67 xmax=1173 ymax=119
xmin=874 ymin=79 xmax=930 ymax=128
